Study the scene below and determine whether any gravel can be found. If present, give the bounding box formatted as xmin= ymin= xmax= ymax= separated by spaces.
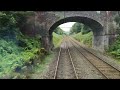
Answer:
xmin=44 ymin=42 xmax=77 ymax=79
xmin=67 ymin=41 xmax=105 ymax=79
xmin=55 ymin=42 xmax=76 ymax=79
xmin=30 ymin=37 xmax=120 ymax=79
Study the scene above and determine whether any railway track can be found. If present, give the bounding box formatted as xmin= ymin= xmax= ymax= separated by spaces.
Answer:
xmin=68 ymin=37 xmax=120 ymax=79
xmin=53 ymin=39 xmax=78 ymax=79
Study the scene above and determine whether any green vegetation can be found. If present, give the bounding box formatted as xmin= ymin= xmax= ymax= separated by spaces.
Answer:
xmin=70 ymin=22 xmax=93 ymax=47
xmin=33 ymin=53 xmax=53 ymax=73
xmin=52 ymin=32 xmax=63 ymax=48
xmin=28 ymin=29 xmax=64 ymax=78
xmin=107 ymin=12 xmax=120 ymax=59
xmin=81 ymin=25 xmax=92 ymax=34
xmin=30 ymin=53 xmax=54 ymax=79
xmin=72 ymin=32 xmax=93 ymax=47
xmin=0 ymin=11 xmax=49 ymax=78
xmin=27 ymin=28 xmax=64 ymax=78
xmin=107 ymin=36 xmax=120 ymax=59
xmin=0 ymin=11 xmax=33 ymax=31
xmin=70 ymin=23 xmax=82 ymax=34
xmin=0 ymin=29 xmax=43 ymax=78
xmin=53 ymin=27 xmax=64 ymax=48
xmin=0 ymin=11 xmax=65 ymax=78
xmin=70 ymin=22 xmax=92 ymax=35
xmin=54 ymin=27 xmax=65 ymax=35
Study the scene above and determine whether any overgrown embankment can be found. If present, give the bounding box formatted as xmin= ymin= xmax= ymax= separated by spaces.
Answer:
xmin=0 ymin=29 xmax=49 ymax=78
xmin=53 ymin=32 xmax=63 ymax=48
xmin=28 ymin=32 xmax=63 ymax=79
xmin=69 ymin=22 xmax=93 ymax=47
xmin=106 ymin=13 xmax=120 ymax=61
xmin=0 ymin=11 xmax=49 ymax=79
xmin=71 ymin=32 xmax=93 ymax=47
xmin=107 ymin=35 xmax=120 ymax=60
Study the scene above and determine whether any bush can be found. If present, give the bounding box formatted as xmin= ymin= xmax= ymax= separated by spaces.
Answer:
xmin=0 ymin=31 xmax=41 ymax=78
xmin=0 ymin=11 xmax=42 ymax=78
xmin=107 ymin=35 xmax=120 ymax=59
xmin=72 ymin=32 xmax=93 ymax=47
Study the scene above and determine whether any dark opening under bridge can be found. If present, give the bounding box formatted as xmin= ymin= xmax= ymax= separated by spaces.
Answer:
xmin=21 ymin=11 xmax=118 ymax=52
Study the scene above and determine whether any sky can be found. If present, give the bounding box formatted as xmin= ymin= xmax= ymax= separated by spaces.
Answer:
xmin=59 ymin=22 xmax=76 ymax=32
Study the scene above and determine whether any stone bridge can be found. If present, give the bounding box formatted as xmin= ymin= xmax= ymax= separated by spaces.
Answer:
xmin=24 ymin=11 xmax=118 ymax=52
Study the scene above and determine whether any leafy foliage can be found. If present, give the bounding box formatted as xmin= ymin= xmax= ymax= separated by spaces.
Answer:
xmin=54 ymin=27 xmax=65 ymax=35
xmin=70 ymin=22 xmax=92 ymax=35
xmin=0 ymin=11 xmax=42 ymax=78
xmin=107 ymin=12 xmax=120 ymax=59
xmin=0 ymin=33 xmax=41 ymax=78
xmin=81 ymin=25 xmax=92 ymax=34
xmin=0 ymin=11 xmax=34 ymax=31
xmin=72 ymin=32 xmax=93 ymax=47
xmin=0 ymin=11 xmax=17 ymax=29
xmin=70 ymin=22 xmax=92 ymax=47
xmin=107 ymin=34 xmax=120 ymax=59
xmin=70 ymin=23 xmax=83 ymax=34
xmin=52 ymin=32 xmax=63 ymax=48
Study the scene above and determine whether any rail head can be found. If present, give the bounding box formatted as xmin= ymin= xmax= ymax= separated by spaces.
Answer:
xmin=65 ymin=40 xmax=79 ymax=79
xmin=67 ymin=47 xmax=79 ymax=79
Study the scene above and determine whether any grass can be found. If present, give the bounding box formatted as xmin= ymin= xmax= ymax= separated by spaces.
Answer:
xmin=105 ymin=35 xmax=120 ymax=61
xmin=29 ymin=32 xmax=64 ymax=78
xmin=33 ymin=53 xmax=54 ymax=73
xmin=29 ymin=52 xmax=54 ymax=79
xmin=71 ymin=31 xmax=93 ymax=47
xmin=103 ymin=51 xmax=120 ymax=64
xmin=52 ymin=32 xmax=63 ymax=48
xmin=0 ymin=31 xmax=63 ymax=78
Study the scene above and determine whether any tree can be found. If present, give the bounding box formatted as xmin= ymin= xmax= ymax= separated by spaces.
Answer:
xmin=54 ymin=27 xmax=64 ymax=35
xmin=81 ymin=25 xmax=92 ymax=34
xmin=70 ymin=22 xmax=83 ymax=34
xmin=70 ymin=22 xmax=91 ymax=35
xmin=0 ymin=11 xmax=17 ymax=30
xmin=0 ymin=11 xmax=34 ymax=31
xmin=0 ymin=11 xmax=34 ymax=40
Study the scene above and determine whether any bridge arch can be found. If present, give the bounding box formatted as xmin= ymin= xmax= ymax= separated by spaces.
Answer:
xmin=49 ymin=16 xmax=105 ymax=51
xmin=49 ymin=16 xmax=103 ymax=35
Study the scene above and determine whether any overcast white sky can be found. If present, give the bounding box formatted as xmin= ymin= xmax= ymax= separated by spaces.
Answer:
xmin=59 ymin=22 xmax=76 ymax=32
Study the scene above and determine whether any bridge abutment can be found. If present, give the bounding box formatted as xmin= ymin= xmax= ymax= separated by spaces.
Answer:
xmin=41 ymin=35 xmax=50 ymax=51
xmin=41 ymin=35 xmax=54 ymax=52
xmin=92 ymin=34 xmax=116 ymax=52
xmin=93 ymin=35 xmax=104 ymax=52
